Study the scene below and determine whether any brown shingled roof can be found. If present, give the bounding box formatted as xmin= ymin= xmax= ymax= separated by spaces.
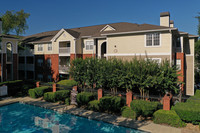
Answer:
xmin=22 ymin=22 xmax=173 ymax=43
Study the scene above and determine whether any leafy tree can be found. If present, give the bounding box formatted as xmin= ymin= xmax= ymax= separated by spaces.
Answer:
xmin=1 ymin=10 xmax=30 ymax=35
xmin=195 ymin=13 xmax=200 ymax=84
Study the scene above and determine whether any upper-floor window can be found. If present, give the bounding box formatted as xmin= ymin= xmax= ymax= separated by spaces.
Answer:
xmin=38 ymin=44 xmax=43 ymax=51
xmin=37 ymin=59 xmax=43 ymax=67
xmin=176 ymin=59 xmax=181 ymax=70
xmin=48 ymin=43 xmax=52 ymax=51
xmin=146 ymin=33 xmax=160 ymax=46
xmin=176 ymin=37 xmax=181 ymax=47
xmin=47 ymin=59 xmax=51 ymax=67
xmin=85 ymin=41 xmax=94 ymax=50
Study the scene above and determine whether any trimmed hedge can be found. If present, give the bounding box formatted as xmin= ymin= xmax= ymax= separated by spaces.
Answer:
xmin=57 ymin=80 xmax=77 ymax=87
xmin=99 ymin=96 xmax=124 ymax=113
xmin=173 ymin=90 xmax=200 ymax=124
xmin=88 ymin=100 xmax=100 ymax=111
xmin=28 ymin=86 xmax=50 ymax=98
xmin=44 ymin=90 xmax=70 ymax=102
xmin=153 ymin=109 xmax=186 ymax=127
xmin=77 ymin=92 xmax=94 ymax=106
xmin=130 ymin=100 xmax=160 ymax=117
xmin=173 ymin=102 xmax=200 ymax=124
xmin=44 ymin=92 xmax=56 ymax=102
xmin=121 ymin=106 xmax=136 ymax=120
xmin=65 ymin=98 xmax=70 ymax=105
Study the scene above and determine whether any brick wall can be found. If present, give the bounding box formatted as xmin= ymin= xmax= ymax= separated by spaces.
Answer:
xmin=176 ymin=52 xmax=185 ymax=92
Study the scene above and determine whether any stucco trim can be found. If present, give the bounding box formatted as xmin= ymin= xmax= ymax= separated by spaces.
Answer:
xmin=105 ymin=53 xmax=171 ymax=56
xmin=51 ymin=28 xmax=75 ymax=42
xmin=100 ymin=25 xmax=116 ymax=32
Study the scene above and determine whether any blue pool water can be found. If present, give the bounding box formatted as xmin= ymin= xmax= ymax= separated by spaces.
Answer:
xmin=0 ymin=103 xmax=145 ymax=133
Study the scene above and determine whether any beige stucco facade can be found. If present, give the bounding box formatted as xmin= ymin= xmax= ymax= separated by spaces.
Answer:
xmin=1 ymin=38 xmax=18 ymax=54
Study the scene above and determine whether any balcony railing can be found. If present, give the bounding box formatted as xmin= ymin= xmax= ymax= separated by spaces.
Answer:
xmin=59 ymin=65 xmax=70 ymax=74
xmin=18 ymin=64 xmax=34 ymax=71
xmin=59 ymin=47 xmax=70 ymax=54
xmin=19 ymin=49 xmax=34 ymax=56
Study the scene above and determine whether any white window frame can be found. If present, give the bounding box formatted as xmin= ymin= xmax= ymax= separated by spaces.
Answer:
xmin=145 ymin=33 xmax=161 ymax=47
xmin=145 ymin=58 xmax=161 ymax=64
xmin=38 ymin=44 xmax=43 ymax=51
xmin=48 ymin=43 xmax=52 ymax=51
xmin=85 ymin=41 xmax=94 ymax=50
xmin=176 ymin=59 xmax=181 ymax=70
xmin=37 ymin=59 xmax=43 ymax=67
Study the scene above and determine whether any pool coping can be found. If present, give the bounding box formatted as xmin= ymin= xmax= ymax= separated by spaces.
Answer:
xmin=0 ymin=97 xmax=183 ymax=133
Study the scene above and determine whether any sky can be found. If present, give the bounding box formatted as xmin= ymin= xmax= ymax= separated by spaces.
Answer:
xmin=0 ymin=0 xmax=199 ymax=36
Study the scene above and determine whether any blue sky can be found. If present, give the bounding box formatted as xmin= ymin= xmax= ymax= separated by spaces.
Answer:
xmin=0 ymin=0 xmax=199 ymax=36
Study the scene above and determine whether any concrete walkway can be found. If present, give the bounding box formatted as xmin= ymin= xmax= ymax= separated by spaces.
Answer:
xmin=0 ymin=97 xmax=191 ymax=133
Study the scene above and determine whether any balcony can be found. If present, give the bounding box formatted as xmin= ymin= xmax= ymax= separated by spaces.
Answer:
xmin=59 ymin=65 xmax=70 ymax=74
xmin=59 ymin=47 xmax=70 ymax=56
xmin=19 ymin=49 xmax=34 ymax=56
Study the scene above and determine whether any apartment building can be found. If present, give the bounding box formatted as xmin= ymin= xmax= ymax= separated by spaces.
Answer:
xmin=21 ymin=12 xmax=198 ymax=95
xmin=0 ymin=18 xmax=19 ymax=81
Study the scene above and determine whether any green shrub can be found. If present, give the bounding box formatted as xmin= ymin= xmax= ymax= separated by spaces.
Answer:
xmin=173 ymin=102 xmax=200 ymax=123
xmin=121 ymin=106 xmax=136 ymax=120
xmin=153 ymin=109 xmax=186 ymax=127
xmin=55 ymin=90 xmax=70 ymax=101
xmin=44 ymin=92 xmax=56 ymax=102
xmin=130 ymin=100 xmax=160 ymax=117
xmin=28 ymin=89 xmax=36 ymax=98
xmin=88 ymin=100 xmax=100 ymax=111
xmin=57 ymin=80 xmax=77 ymax=87
xmin=99 ymin=96 xmax=124 ymax=113
xmin=34 ymin=86 xmax=50 ymax=97
xmin=77 ymin=92 xmax=94 ymax=106
xmin=65 ymin=98 xmax=70 ymax=105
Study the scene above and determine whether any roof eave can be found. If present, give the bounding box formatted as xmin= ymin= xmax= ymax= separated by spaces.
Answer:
xmin=101 ymin=28 xmax=177 ymax=36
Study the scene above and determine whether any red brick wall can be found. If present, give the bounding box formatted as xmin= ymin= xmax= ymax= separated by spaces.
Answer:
xmin=44 ymin=54 xmax=59 ymax=82
xmin=176 ymin=52 xmax=185 ymax=92
xmin=13 ymin=54 xmax=18 ymax=80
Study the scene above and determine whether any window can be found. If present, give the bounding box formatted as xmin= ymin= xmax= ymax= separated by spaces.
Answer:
xmin=47 ymin=59 xmax=51 ymax=67
xmin=38 ymin=44 xmax=43 ymax=51
xmin=176 ymin=37 xmax=181 ymax=47
xmin=37 ymin=74 xmax=43 ymax=81
xmin=146 ymin=33 xmax=160 ymax=46
xmin=37 ymin=59 xmax=43 ymax=67
xmin=47 ymin=75 xmax=52 ymax=82
xmin=48 ymin=43 xmax=52 ymax=51
xmin=85 ymin=41 xmax=94 ymax=50
xmin=145 ymin=58 xmax=161 ymax=64
xmin=176 ymin=59 xmax=181 ymax=70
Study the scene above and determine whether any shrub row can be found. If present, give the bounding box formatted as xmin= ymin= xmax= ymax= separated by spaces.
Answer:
xmin=153 ymin=109 xmax=186 ymax=127
xmin=44 ymin=90 xmax=70 ymax=102
xmin=130 ymin=100 xmax=161 ymax=117
xmin=77 ymin=92 xmax=95 ymax=106
xmin=88 ymin=100 xmax=100 ymax=111
xmin=28 ymin=86 xmax=50 ymax=98
xmin=121 ymin=106 xmax=136 ymax=120
xmin=57 ymin=80 xmax=77 ymax=87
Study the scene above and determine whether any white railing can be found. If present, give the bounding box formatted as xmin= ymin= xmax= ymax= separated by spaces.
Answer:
xmin=19 ymin=49 xmax=34 ymax=56
xmin=0 ymin=85 xmax=7 ymax=96
xmin=59 ymin=65 xmax=70 ymax=74
xmin=59 ymin=47 xmax=70 ymax=54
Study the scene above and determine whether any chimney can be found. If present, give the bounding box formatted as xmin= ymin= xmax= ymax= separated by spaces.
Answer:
xmin=170 ymin=20 xmax=174 ymax=28
xmin=160 ymin=12 xmax=170 ymax=27
xmin=0 ymin=18 xmax=2 ymax=34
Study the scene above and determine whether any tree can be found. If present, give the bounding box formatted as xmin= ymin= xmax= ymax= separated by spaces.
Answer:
xmin=195 ymin=13 xmax=200 ymax=84
xmin=1 ymin=10 xmax=30 ymax=35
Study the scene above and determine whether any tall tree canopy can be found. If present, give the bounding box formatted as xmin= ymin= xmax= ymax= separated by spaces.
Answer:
xmin=1 ymin=10 xmax=30 ymax=35
xmin=195 ymin=13 xmax=200 ymax=83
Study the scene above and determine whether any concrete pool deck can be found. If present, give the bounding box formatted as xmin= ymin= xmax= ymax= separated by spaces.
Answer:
xmin=0 ymin=97 xmax=197 ymax=133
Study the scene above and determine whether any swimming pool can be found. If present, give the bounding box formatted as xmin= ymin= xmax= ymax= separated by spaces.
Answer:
xmin=0 ymin=103 xmax=146 ymax=133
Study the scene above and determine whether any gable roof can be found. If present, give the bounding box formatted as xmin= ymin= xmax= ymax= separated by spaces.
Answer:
xmin=22 ymin=22 xmax=176 ymax=43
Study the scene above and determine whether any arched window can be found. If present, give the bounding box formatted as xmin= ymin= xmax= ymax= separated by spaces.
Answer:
xmin=6 ymin=42 xmax=12 ymax=62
